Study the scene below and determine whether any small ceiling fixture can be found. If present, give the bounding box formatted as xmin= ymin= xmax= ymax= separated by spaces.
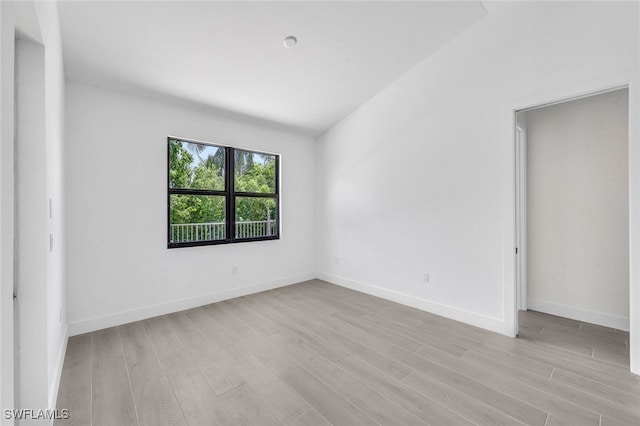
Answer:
xmin=283 ymin=36 xmax=297 ymax=48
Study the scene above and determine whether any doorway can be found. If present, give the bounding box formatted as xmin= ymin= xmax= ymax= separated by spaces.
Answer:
xmin=14 ymin=34 xmax=48 ymax=410
xmin=515 ymin=88 xmax=630 ymax=365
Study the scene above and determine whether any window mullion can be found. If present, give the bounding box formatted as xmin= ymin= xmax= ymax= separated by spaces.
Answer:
xmin=168 ymin=188 xmax=227 ymax=197
xmin=227 ymin=147 xmax=235 ymax=242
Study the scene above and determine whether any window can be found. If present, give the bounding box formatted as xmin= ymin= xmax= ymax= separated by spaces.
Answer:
xmin=168 ymin=137 xmax=279 ymax=248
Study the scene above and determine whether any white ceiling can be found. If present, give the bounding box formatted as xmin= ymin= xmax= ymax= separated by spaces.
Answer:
xmin=58 ymin=1 xmax=487 ymax=136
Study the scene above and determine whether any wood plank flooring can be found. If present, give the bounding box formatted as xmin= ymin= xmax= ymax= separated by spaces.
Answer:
xmin=55 ymin=280 xmax=640 ymax=425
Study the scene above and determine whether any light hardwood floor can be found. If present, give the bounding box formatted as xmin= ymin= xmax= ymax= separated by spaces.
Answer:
xmin=55 ymin=280 xmax=640 ymax=425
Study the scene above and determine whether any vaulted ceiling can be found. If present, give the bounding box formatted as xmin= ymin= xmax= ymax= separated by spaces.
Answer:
xmin=58 ymin=1 xmax=487 ymax=136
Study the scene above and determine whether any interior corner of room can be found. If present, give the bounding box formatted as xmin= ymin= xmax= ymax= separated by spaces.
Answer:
xmin=1 ymin=0 xmax=639 ymax=423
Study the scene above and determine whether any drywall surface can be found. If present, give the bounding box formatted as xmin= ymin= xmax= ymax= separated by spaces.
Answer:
xmin=316 ymin=1 xmax=638 ymax=333
xmin=1 ymin=1 xmax=67 ymax=416
xmin=525 ymin=90 xmax=629 ymax=330
xmin=16 ymin=35 xmax=48 ymax=414
xmin=65 ymin=81 xmax=315 ymax=334
xmin=0 ymin=2 xmax=16 ymax=419
xmin=34 ymin=0 xmax=68 ymax=407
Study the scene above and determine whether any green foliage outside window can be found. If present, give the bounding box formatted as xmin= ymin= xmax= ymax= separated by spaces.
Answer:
xmin=169 ymin=140 xmax=277 ymax=226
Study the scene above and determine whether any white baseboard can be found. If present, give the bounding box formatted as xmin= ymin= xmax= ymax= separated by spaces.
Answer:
xmin=49 ymin=324 xmax=68 ymax=411
xmin=317 ymin=272 xmax=505 ymax=335
xmin=68 ymin=272 xmax=315 ymax=336
xmin=527 ymin=299 xmax=629 ymax=331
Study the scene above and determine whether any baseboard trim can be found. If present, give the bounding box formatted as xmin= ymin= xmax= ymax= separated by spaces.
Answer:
xmin=68 ymin=272 xmax=315 ymax=336
xmin=49 ymin=324 xmax=68 ymax=411
xmin=527 ymin=299 xmax=629 ymax=331
xmin=317 ymin=272 xmax=504 ymax=334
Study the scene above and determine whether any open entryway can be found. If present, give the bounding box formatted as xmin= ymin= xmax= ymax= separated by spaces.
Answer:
xmin=515 ymin=88 xmax=631 ymax=367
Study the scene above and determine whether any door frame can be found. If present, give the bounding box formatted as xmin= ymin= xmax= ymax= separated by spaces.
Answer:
xmin=515 ymin=123 xmax=527 ymax=312
xmin=502 ymin=69 xmax=640 ymax=375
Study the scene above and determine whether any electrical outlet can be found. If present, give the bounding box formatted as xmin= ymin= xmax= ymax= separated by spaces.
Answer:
xmin=422 ymin=272 xmax=430 ymax=283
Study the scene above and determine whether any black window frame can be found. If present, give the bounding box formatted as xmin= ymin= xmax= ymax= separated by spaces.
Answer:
xmin=167 ymin=137 xmax=280 ymax=249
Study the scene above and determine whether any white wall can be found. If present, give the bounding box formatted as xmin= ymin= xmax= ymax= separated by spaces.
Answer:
xmin=34 ymin=1 xmax=67 ymax=408
xmin=0 ymin=0 xmax=67 ymax=420
xmin=316 ymin=1 xmax=639 ymax=337
xmin=15 ymin=35 xmax=48 ymax=416
xmin=525 ymin=90 xmax=629 ymax=330
xmin=65 ymin=81 xmax=316 ymax=334
xmin=0 ymin=2 xmax=17 ymax=421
